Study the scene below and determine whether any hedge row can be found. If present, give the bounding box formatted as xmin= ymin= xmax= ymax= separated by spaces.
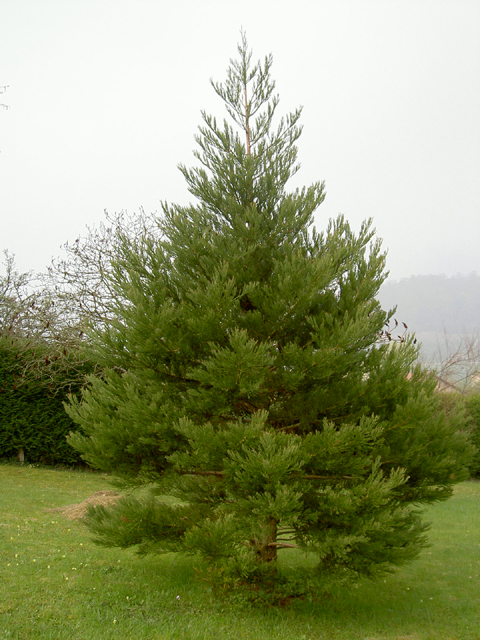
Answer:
xmin=0 ymin=338 xmax=85 ymax=466
xmin=465 ymin=392 xmax=480 ymax=478
xmin=440 ymin=390 xmax=480 ymax=478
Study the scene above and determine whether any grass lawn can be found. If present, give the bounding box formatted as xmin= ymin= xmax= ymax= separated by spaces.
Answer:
xmin=0 ymin=463 xmax=479 ymax=640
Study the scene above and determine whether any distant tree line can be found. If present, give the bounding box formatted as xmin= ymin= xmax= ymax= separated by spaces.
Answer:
xmin=379 ymin=273 xmax=480 ymax=335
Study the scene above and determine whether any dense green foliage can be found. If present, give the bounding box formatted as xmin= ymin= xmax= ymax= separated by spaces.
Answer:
xmin=0 ymin=336 xmax=83 ymax=465
xmin=465 ymin=392 xmax=480 ymax=477
xmin=67 ymin=35 xmax=474 ymax=589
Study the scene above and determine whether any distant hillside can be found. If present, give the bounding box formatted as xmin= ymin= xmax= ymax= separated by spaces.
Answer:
xmin=378 ymin=273 xmax=480 ymax=361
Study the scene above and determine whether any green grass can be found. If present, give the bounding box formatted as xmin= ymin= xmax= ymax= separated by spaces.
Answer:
xmin=0 ymin=464 xmax=479 ymax=640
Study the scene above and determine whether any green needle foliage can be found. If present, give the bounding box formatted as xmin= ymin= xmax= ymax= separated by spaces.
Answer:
xmin=66 ymin=34 xmax=474 ymax=590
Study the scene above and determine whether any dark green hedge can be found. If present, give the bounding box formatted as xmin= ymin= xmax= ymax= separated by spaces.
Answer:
xmin=0 ymin=338 xmax=85 ymax=466
xmin=440 ymin=390 xmax=480 ymax=478
xmin=465 ymin=392 xmax=480 ymax=478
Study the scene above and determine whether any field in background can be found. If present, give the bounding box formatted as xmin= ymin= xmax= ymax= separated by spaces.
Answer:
xmin=0 ymin=464 xmax=479 ymax=640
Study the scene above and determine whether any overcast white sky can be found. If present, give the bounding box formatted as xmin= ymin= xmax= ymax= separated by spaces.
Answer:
xmin=1 ymin=0 xmax=479 ymax=282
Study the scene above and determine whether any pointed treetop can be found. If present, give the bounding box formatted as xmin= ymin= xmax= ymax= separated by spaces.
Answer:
xmin=210 ymin=30 xmax=278 ymax=156
xmin=179 ymin=31 xmax=318 ymax=227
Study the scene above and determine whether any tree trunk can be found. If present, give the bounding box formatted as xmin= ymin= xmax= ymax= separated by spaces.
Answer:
xmin=255 ymin=516 xmax=277 ymax=564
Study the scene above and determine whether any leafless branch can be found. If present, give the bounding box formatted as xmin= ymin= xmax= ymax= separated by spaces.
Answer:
xmin=419 ymin=328 xmax=480 ymax=394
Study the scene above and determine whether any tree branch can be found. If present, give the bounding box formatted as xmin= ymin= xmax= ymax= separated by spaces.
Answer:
xmin=178 ymin=469 xmax=357 ymax=480
xmin=244 ymin=85 xmax=251 ymax=156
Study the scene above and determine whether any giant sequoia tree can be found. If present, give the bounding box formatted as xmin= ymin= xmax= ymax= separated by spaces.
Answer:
xmin=67 ymin=36 xmax=473 ymax=587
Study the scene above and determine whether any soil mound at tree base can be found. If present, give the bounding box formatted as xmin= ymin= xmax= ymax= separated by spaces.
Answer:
xmin=46 ymin=490 xmax=120 ymax=520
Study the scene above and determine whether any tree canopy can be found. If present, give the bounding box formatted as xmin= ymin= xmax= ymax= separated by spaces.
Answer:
xmin=66 ymin=34 xmax=474 ymax=592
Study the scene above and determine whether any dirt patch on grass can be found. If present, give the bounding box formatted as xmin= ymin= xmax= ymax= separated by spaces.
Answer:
xmin=45 ymin=490 xmax=121 ymax=520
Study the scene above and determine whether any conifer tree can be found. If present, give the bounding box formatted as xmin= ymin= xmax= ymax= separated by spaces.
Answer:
xmin=67 ymin=34 xmax=474 ymax=588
